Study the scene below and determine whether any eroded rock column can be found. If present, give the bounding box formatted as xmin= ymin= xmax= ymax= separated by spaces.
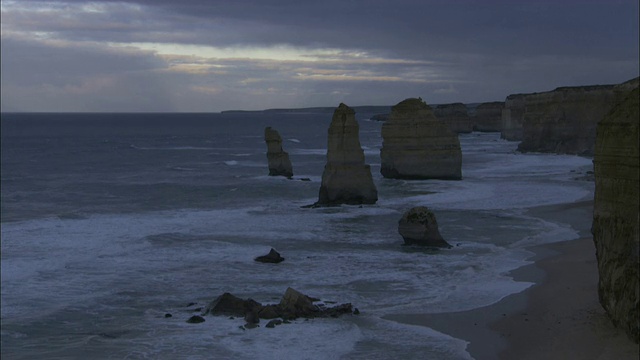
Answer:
xmin=265 ymin=127 xmax=293 ymax=178
xmin=316 ymin=103 xmax=378 ymax=205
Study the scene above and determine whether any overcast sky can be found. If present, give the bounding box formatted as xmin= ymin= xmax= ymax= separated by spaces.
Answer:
xmin=1 ymin=0 xmax=638 ymax=112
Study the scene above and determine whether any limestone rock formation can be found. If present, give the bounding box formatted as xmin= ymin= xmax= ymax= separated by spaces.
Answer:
xmin=316 ymin=103 xmax=378 ymax=205
xmin=398 ymin=206 xmax=451 ymax=248
xmin=500 ymin=77 xmax=638 ymax=154
xmin=201 ymin=288 xmax=354 ymax=323
xmin=473 ymin=101 xmax=504 ymax=132
xmin=500 ymin=94 xmax=527 ymax=141
xmin=254 ymin=248 xmax=285 ymax=263
xmin=592 ymin=86 xmax=639 ymax=343
xmin=264 ymin=127 xmax=293 ymax=178
xmin=433 ymin=103 xmax=472 ymax=133
xmin=202 ymin=292 xmax=262 ymax=317
xmin=380 ymin=98 xmax=462 ymax=180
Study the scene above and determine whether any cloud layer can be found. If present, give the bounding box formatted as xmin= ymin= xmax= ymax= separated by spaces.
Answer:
xmin=2 ymin=0 xmax=638 ymax=111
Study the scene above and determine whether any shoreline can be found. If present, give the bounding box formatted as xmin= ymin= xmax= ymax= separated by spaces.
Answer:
xmin=385 ymin=200 xmax=639 ymax=359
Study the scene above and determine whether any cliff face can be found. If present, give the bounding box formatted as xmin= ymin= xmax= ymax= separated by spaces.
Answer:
xmin=502 ymin=77 xmax=638 ymax=154
xmin=380 ymin=98 xmax=462 ymax=180
xmin=316 ymin=103 xmax=378 ymax=205
xmin=592 ymin=86 xmax=639 ymax=343
xmin=501 ymin=94 xmax=527 ymax=141
xmin=264 ymin=127 xmax=293 ymax=178
xmin=473 ymin=101 xmax=504 ymax=132
xmin=517 ymin=85 xmax=618 ymax=155
xmin=433 ymin=103 xmax=472 ymax=133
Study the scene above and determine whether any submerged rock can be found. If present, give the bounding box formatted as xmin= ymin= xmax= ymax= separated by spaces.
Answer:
xmin=254 ymin=248 xmax=285 ymax=263
xmin=265 ymin=127 xmax=294 ymax=178
xmin=592 ymin=86 xmax=639 ymax=343
xmin=186 ymin=315 xmax=205 ymax=324
xmin=398 ymin=206 xmax=452 ymax=248
xmin=380 ymin=98 xmax=462 ymax=180
xmin=265 ymin=319 xmax=283 ymax=328
xmin=316 ymin=103 xmax=378 ymax=206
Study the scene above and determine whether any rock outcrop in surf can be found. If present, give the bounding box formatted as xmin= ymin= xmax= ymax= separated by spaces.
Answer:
xmin=398 ymin=206 xmax=452 ymax=248
xmin=592 ymin=86 xmax=639 ymax=343
xmin=380 ymin=98 xmax=462 ymax=180
xmin=198 ymin=288 xmax=355 ymax=329
xmin=264 ymin=127 xmax=293 ymax=178
xmin=315 ymin=103 xmax=378 ymax=206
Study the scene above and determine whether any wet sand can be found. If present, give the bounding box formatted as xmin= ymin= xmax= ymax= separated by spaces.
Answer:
xmin=386 ymin=200 xmax=639 ymax=359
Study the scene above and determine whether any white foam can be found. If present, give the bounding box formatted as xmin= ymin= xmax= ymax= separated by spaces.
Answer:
xmin=290 ymin=148 xmax=326 ymax=155
xmin=1 ymin=129 xmax=597 ymax=358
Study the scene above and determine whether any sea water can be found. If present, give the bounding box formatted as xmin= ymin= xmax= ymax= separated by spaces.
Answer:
xmin=1 ymin=112 xmax=594 ymax=359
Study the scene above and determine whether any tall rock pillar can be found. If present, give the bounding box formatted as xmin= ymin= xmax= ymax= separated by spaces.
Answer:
xmin=316 ymin=103 xmax=378 ymax=205
xmin=265 ymin=127 xmax=293 ymax=178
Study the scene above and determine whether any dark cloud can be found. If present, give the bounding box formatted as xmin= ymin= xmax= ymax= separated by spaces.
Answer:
xmin=2 ymin=0 xmax=638 ymax=111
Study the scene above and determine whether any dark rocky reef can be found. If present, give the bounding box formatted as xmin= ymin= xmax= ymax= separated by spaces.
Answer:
xmin=592 ymin=86 xmax=639 ymax=343
xmin=380 ymin=98 xmax=462 ymax=180
xmin=254 ymin=248 xmax=285 ymax=263
xmin=265 ymin=127 xmax=293 ymax=178
xmin=200 ymin=288 xmax=354 ymax=328
xmin=316 ymin=103 xmax=378 ymax=206
xmin=433 ymin=102 xmax=472 ymax=133
xmin=472 ymin=101 xmax=504 ymax=132
xmin=398 ymin=206 xmax=452 ymax=248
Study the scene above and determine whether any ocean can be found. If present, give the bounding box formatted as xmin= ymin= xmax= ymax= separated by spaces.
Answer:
xmin=1 ymin=112 xmax=594 ymax=359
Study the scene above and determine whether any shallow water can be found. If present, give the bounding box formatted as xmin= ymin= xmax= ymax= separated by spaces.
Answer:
xmin=1 ymin=113 xmax=594 ymax=359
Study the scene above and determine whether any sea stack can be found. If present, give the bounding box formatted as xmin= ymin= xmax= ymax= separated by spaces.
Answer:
xmin=398 ymin=207 xmax=451 ymax=248
xmin=432 ymin=103 xmax=472 ymax=133
xmin=473 ymin=101 xmax=504 ymax=132
xmin=316 ymin=103 xmax=378 ymax=206
xmin=264 ymin=127 xmax=293 ymax=178
xmin=592 ymin=86 xmax=639 ymax=343
xmin=380 ymin=98 xmax=462 ymax=180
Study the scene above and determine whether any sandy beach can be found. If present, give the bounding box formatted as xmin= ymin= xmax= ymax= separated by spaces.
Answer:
xmin=387 ymin=200 xmax=639 ymax=359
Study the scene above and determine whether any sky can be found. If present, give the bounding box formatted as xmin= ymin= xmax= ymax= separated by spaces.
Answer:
xmin=1 ymin=0 xmax=638 ymax=112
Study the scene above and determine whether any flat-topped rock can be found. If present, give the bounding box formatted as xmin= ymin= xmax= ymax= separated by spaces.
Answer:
xmin=501 ymin=77 xmax=639 ymax=153
xmin=380 ymin=98 xmax=462 ymax=180
xmin=316 ymin=103 xmax=378 ymax=206
xmin=433 ymin=103 xmax=472 ymax=133
xmin=265 ymin=127 xmax=293 ymax=178
xmin=473 ymin=101 xmax=504 ymax=132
